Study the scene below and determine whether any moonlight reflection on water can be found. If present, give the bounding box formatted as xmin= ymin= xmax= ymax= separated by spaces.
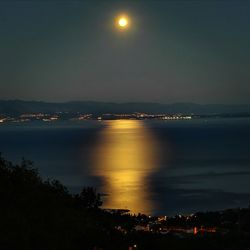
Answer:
xmin=91 ymin=120 xmax=160 ymax=214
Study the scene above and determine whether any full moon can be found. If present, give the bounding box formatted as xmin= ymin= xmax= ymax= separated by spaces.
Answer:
xmin=118 ymin=18 xmax=127 ymax=27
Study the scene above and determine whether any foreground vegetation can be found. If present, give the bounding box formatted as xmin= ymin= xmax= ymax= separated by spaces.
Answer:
xmin=0 ymin=155 xmax=250 ymax=250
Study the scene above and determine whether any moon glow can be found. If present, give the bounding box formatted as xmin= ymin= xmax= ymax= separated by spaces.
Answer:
xmin=118 ymin=18 xmax=127 ymax=27
xmin=116 ymin=15 xmax=130 ymax=29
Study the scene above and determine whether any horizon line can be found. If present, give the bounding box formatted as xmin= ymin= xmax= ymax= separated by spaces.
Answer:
xmin=1 ymin=99 xmax=250 ymax=106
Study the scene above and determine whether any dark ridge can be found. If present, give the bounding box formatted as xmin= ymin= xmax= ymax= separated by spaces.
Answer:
xmin=1 ymin=100 xmax=250 ymax=116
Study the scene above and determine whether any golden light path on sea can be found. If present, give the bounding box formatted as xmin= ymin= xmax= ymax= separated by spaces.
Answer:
xmin=91 ymin=120 xmax=160 ymax=215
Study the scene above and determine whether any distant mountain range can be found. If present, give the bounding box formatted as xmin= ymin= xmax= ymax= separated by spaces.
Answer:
xmin=0 ymin=100 xmax=250 ymax=116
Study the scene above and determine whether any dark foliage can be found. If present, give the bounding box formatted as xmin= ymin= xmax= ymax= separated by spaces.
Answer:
xmin=75 ymin=187 xmax=102 ymax=209
xmin=1 ymin=154 xmax=250 ymax=250
xmin=0 ymin=154 xmax=132 ymax=250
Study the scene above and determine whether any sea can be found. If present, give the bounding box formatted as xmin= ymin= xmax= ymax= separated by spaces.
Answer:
xmin=1 ymin=118 xmax=250 ymax=216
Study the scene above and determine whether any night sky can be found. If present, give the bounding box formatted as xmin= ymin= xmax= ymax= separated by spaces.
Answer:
xmin=1 ymin=0 xmax=250 ymax=104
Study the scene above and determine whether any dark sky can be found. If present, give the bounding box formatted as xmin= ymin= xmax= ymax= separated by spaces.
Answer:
xmin=1 ymin=0 xmax=250 ymax=104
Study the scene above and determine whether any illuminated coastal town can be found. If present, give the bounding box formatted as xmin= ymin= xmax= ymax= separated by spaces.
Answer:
xmin=107 ymin=206 xmax=250 ymax=238
xmin=0 ymin=112 xmax=192 ymax=124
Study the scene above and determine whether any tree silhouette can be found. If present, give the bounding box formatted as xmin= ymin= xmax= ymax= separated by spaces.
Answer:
xmin=75 ymin=187 xmax=103 ymax=209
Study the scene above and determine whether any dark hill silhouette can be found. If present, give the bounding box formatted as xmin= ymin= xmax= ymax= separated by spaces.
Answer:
xmin=0 ymin=154 xmax=134 ymax=250
xmin=1 ymin=100 xmax=250 ymax=116
xmin=1 ymin=154 xmax=250 ymax=250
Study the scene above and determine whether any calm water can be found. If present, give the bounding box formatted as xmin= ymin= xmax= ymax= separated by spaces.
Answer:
xmin=1 ymin=118 xmax=250 ymax=215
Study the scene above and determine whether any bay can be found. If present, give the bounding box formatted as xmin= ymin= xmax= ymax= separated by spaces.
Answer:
xmin=1 ymin=118 xmax=250 ymax=215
